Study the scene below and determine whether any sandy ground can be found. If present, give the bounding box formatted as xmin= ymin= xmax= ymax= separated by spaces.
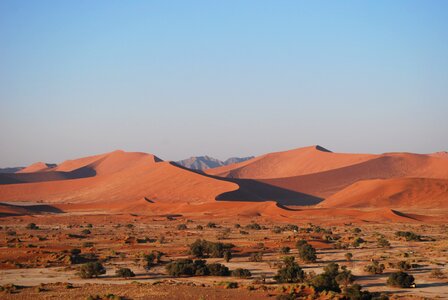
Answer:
xmin=1 ymin=212 xmax=447 ymax=299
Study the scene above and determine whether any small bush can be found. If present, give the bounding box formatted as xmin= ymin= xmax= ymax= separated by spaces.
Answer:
xmin=245 ymin=223 xmax=261 ymax=230
xmin=280 ymin=246 xmax=291 ymax=254
xmin=397 ymin=260 xmax=411 ymax=271
xmin=364 ymin=261 xmax=385 ymax=274
xmin=78 ymin=262 xmax=106 ymax=279
xmin=377 ymin=237 xmax=391 ymax=248
xmin=395 ymin=231 xmax=421 ymax=241
xmin=387 ymin=271 xmax=415 ymax=288
xmin=430 ymin=268 xmax=445 ymax=279
xmin=345 ymin=252 xmax=353 ymax=261
xmin=81 ymin=229 xmax=91 ymax=235
xmin=26 ymin=223 xmax=39 ymax=230
xmin=177 ymin=224 xmax=187 ymax=230
xmin=207 ymin=222 xmax=217 ymax=228
xmin=216 ymin=281 xmax=238 ymax=289
xmin=249 ymin=252 xmax=263 ymax=262
xmin=115 ymin=268 xmax=135 ymax=278
xmin=232 ymin=268 xmax=252 ymax=278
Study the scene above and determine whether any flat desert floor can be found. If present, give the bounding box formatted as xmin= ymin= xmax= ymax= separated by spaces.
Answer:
xmin=0 ymin=210 xmax=447 ymax=299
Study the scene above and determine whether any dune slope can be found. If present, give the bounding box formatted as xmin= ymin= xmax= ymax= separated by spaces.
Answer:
xmin=319 ymin=178 xmax=448 ymax=209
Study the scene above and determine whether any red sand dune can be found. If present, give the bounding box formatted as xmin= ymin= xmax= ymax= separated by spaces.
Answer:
xmin=206 ymin=145 xmax=376 ymax=179
xmin=212 ymin=151 xmax=448 ymax=199
xmin=318 ymin=177 xmax=448 ymax=209
xmin=18 ymin=162 xmax=56 ymax=173
xmin=0 ymin=151 xmax=238 ymax=206
xmin=1 ymin=147 xmax=448 ymax=223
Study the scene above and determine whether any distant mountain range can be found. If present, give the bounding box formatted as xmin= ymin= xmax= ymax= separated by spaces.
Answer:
xmin=176 ymin=155 xmax=254 ymax=170
xmin=0 ymin=167 xmax=24 ymax=173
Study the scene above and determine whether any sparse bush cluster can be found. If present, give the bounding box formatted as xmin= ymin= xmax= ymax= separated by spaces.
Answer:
xmin=395 ymin=231 xmax=421 ymax=241
xmin=245 ymin=223 xmax=262 ymax=230
xmin=189 ymin=239 xmax=234 ymax=258
xmin=364 ymin=261 xmax=385 ymax=274
xmin=165 ymin=259 xmax=230 ymax=276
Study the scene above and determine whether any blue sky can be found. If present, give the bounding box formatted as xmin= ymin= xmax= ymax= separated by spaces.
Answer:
xmin=1 ymin=1 xmax=447 ymax=166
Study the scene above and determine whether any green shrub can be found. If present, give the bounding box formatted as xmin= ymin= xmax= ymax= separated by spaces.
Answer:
xmin=274 ymin=256 xmax=304 ymax=283
xmin=345 ymin=252 xmax=353 ymax=261
xmin=387 ymin=271 xmax=415 ymax=288
xmin=280 ymin=246 xmax=291 ymax=254
xmin=245 ymin=223 xmax=261 ymax=230
xmin=207 ymin=222 xmax=217 ymax=228
xmin=207 ymin=263 xmax=230 ymax=276
xmin=249 ymin=252 xmax=263 ymax=262
xmin=78 ymin=262 xmax=106 ymax=278
xmin=165 ymin=259 xmax=230 ymax=277
xmin=364 ymin=261 xmax=385 ymax=274
xmin=231 ymin=268 xmax=252 ymax=278
xmin=397 ymin=260 xmax=411 ymax=271
xmin=26 ymin=223 xmax=39 ymax=230
xmin=189 ymin=239 xmax=234 ymax=258
xmin=297 ymin=241 xmax=317 ymax=263
xmin=115 ymin=268 xmax=135 ymax=278
xmin=377 ymin=237 xmax=391 ymax=248
xmin=395 ymin=231 xmax=421 ymax=241
xmin=177 ymin=224 xmax=187 ymax=230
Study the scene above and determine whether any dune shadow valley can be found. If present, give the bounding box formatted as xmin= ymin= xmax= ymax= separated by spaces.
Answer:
xmin=0 ymin=145 xmax=447 ymax=299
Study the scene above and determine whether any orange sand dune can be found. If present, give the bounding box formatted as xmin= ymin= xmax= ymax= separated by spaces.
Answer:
xmin=18 ymin=162 xmax=56 ymax=173
xmin=0 ymin=151 xmax=238 ymax=206
xmin=233 ymin=152 xmax=448 ymax=199
xmin=318 ymin=177 xmax=448 ymax=209
xmin=206 ymin=145 xmax=376 ymax=179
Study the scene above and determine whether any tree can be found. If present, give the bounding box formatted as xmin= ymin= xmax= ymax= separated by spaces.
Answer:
xmin=81 ymin=229 xmax=91 ymax=235
xmin=345 ymin=252 xmax=353 ymax=261
xmin=78 ymin=262 xmax=106 ymax=278
xmin=297 ymin=242 xmax=317 ymax=263
xmin=115 ymin=268 xmax=135 ymax=278
xmin=335 ymin=266 xmax=355 ymax=291
xmin=189 ymin=239 xmax=234 ymax=258
xmin=232 ymin=268 xmax=252 ymax=278
xmin=207 ymin=263 xmax=230 ymax=276
xmin=352 ymin=237 xmax=364 ymax=248
xmin=387 ymin=272 xmax=415 ymax=288
xmin=364 ymin=261 xmax=385 ymax=274
xmin=310 ymin=263 xmax=341 ymax=292
xmin=397 ymin=260 xmax=411 ymax=271
xmin=223 ymin=250 xmax=232 ymax=262
xmin=274 ymin=256 xmax=305 ymax=283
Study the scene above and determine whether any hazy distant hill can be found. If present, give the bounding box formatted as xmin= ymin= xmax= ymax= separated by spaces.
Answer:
xmin=0 ymin=167 xmax=24 ymax=173
xmin=176 ymin=156 xmax=254 ymax=170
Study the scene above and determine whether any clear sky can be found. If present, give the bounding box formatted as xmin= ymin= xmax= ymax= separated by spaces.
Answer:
xmin=1 ymin=0 xmax=447 ymax=166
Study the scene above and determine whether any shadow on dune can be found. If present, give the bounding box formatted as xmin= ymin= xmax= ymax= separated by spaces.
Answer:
xmin=0 ymin=166 xmax=96 ymax=184
xmin=169 ymin=162 xmax=323 ymax=206
xmin=0 ymin=202 xmax=64 ymax=217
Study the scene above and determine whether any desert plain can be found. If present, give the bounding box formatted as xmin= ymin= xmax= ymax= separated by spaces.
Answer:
xmin=0 ymin=145 xmax=447 ymax=299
